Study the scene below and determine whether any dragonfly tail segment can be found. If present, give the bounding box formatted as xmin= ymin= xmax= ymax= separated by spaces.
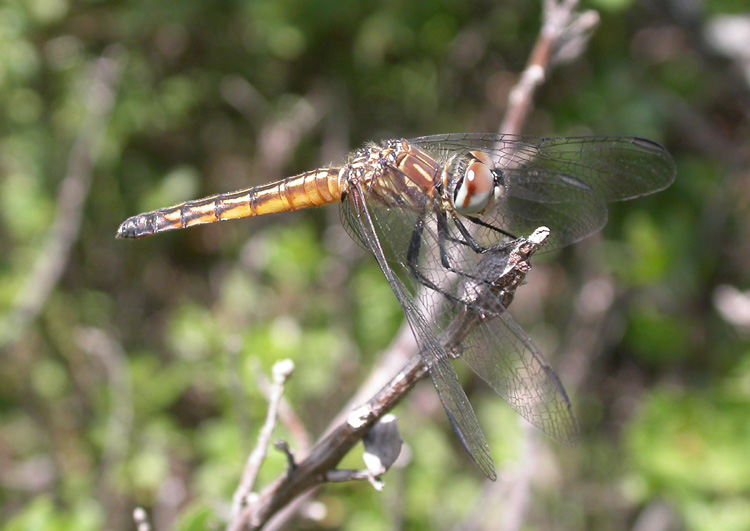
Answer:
xmin=116 ymin=168 xmax=343 ymax=238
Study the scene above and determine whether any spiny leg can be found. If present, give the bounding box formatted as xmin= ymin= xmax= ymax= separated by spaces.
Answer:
xmin=406 ymin=217 xmax=450 ymax=296
xmin=406 ymin=213 xmax=504 ymax=308
xmin=436 ymin=212 xmax=506 ymax=288
xmin=406 ymin=217 xmax=473 ymax=306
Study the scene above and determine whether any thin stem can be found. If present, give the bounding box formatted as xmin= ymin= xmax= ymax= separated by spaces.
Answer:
xmin=229 ymin=360 xmax=296 ymax=527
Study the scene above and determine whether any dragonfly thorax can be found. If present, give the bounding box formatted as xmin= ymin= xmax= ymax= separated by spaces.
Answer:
xmin=450 ymin=150 xmax=504 ymax=216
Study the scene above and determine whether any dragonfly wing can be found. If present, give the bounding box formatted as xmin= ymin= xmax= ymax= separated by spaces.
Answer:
xmin=410 ymin=134 xmax=676 ymax=251
xmin=339 ymin=138 xmax=589 ymax=476
xmin=525 ymin=136 xmax=675 ymax=201
xmin=410 ymin=133 xmax=675 ymax=201
xmin=457 ymin=309 xmax=579 ymax=444
xmin=478 ymin=167 xmax=608 ymax=252
xmin=430 ymin=241 xmax=579 ymax=444
xmin=430 ymin=353 xmax=497 ymax=480
xmin=340 ymin=182 xmax=497 ymax=480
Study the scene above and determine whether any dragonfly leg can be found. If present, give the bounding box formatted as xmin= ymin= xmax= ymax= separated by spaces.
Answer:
xmin=453 ymin=216 xmax=485 ymax=253
xmin=405 ymin=213 xmax=505 ymax=310
xmin=406 ymin=218 xmax=474 ymax=305
xmin=438 ymin=212 xmax=513 ymax=286
xmin=436 ymin=213 xmax=526 ymax=298
xmin=406 ymin=217 xmax=448 ymax=295
xmin=464 ymin=215 xmax=518 ymax=246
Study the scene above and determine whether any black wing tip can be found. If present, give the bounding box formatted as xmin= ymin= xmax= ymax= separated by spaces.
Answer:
xmin=631 ymin=136 xmax=677 ymax=193
xmin=630 ymin=136 xmax=667 ymax=152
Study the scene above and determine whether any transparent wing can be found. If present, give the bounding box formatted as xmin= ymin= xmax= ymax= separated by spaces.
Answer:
xmin=439 ymin=244 xmax=579 ymax=444
xmin=455 ymin=308 xmax=579 ymax=444
xmin=411 ymin=133 xmax=676 ymax=201
xmin=411 ymin=134 xmax=676 ymax=251
xmin=339 ymin=158 xmax=581 ymax=477
xmin=340 ymin=182 xmax=497 ymax=480
xmin=475 ymin=167 xmax=608 ymax=252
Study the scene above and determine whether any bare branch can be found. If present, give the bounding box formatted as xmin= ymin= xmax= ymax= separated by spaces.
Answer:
xmin=500 ymin=1 xmax=599 ymax=136
xmin=240 ymin=354 xmax=427 ymax=529
xmin=2 ymin=46 xmax=124 ymax=345
xmin=232 ymin=229 xmax=551 ymax=529
xmin=230 ymin=360 xmax=295 ymax=525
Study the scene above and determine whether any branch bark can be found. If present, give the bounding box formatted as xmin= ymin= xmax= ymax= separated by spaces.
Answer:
xmin=500 ymin=0 xmax=599 ymax=136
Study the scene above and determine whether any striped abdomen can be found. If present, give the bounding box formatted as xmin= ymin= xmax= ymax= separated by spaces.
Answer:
xmin=116 ymin=168 xmax=343 ymax=239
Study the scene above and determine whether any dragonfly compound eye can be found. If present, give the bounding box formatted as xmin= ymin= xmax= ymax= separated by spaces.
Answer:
xmin=453 ymin=155 xmax=496 ymax=215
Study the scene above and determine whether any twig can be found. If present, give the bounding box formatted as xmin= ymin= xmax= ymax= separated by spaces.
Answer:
xmin=254 ymin=361 xmax=312 ymax=454
xmin=485 ymin=3 xmax=599 ymax=529
xmin=345 ymin=0 xmax=599 ymax=417
xmin=500 ymin=0 xmax=599 ymax=136
xmin=1 ymin=46 xmax=124 ymax=345
xmin=323 ymin=469 xmax=376 ymax=483
xmin=245 ymin=354 xmax=428 ymax=529
xmin=232 ymin=229 xmax=550 ymax=529
xmin=229 ymin=360 xmax=295 ymax=525
xmin=273 ymin=440 xmax=297 ymax=471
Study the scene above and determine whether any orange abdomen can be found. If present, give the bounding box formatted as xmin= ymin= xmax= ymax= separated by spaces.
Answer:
xmin=116 ymin=168 xmax=343 ymax=239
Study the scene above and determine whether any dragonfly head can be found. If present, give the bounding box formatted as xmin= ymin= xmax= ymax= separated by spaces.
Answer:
xmin=451 ymin=150 xmax=503 ymax=215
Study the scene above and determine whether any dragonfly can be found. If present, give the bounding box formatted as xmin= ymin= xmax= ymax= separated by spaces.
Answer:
xmin=117 ymin=133 xmax=676 ymax=480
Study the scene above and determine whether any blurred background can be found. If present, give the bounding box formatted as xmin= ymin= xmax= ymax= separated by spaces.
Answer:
xmin=1 ymin=0 xmax=749 ymax=529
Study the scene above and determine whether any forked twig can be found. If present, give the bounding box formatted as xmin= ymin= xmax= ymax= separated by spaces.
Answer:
xmin=233 ymin=228 xmax=551 ymax=529
xmin=230 ymin=360 xmax=296 ymax=525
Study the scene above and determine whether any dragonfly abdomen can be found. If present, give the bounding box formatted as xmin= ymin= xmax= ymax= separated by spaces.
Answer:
xmin=116 ymin=168 xmax=343 ymax=239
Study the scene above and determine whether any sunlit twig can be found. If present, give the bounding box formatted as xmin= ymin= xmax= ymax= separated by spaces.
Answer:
xmin=229 ymin=360 xmax=295 ymax=527
xmin=500 ymin=0 xmax=599 ymax=136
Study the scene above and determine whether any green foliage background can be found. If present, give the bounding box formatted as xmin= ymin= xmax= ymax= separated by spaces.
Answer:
xmin=2 ymin=0 xmax=749 ymax=529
